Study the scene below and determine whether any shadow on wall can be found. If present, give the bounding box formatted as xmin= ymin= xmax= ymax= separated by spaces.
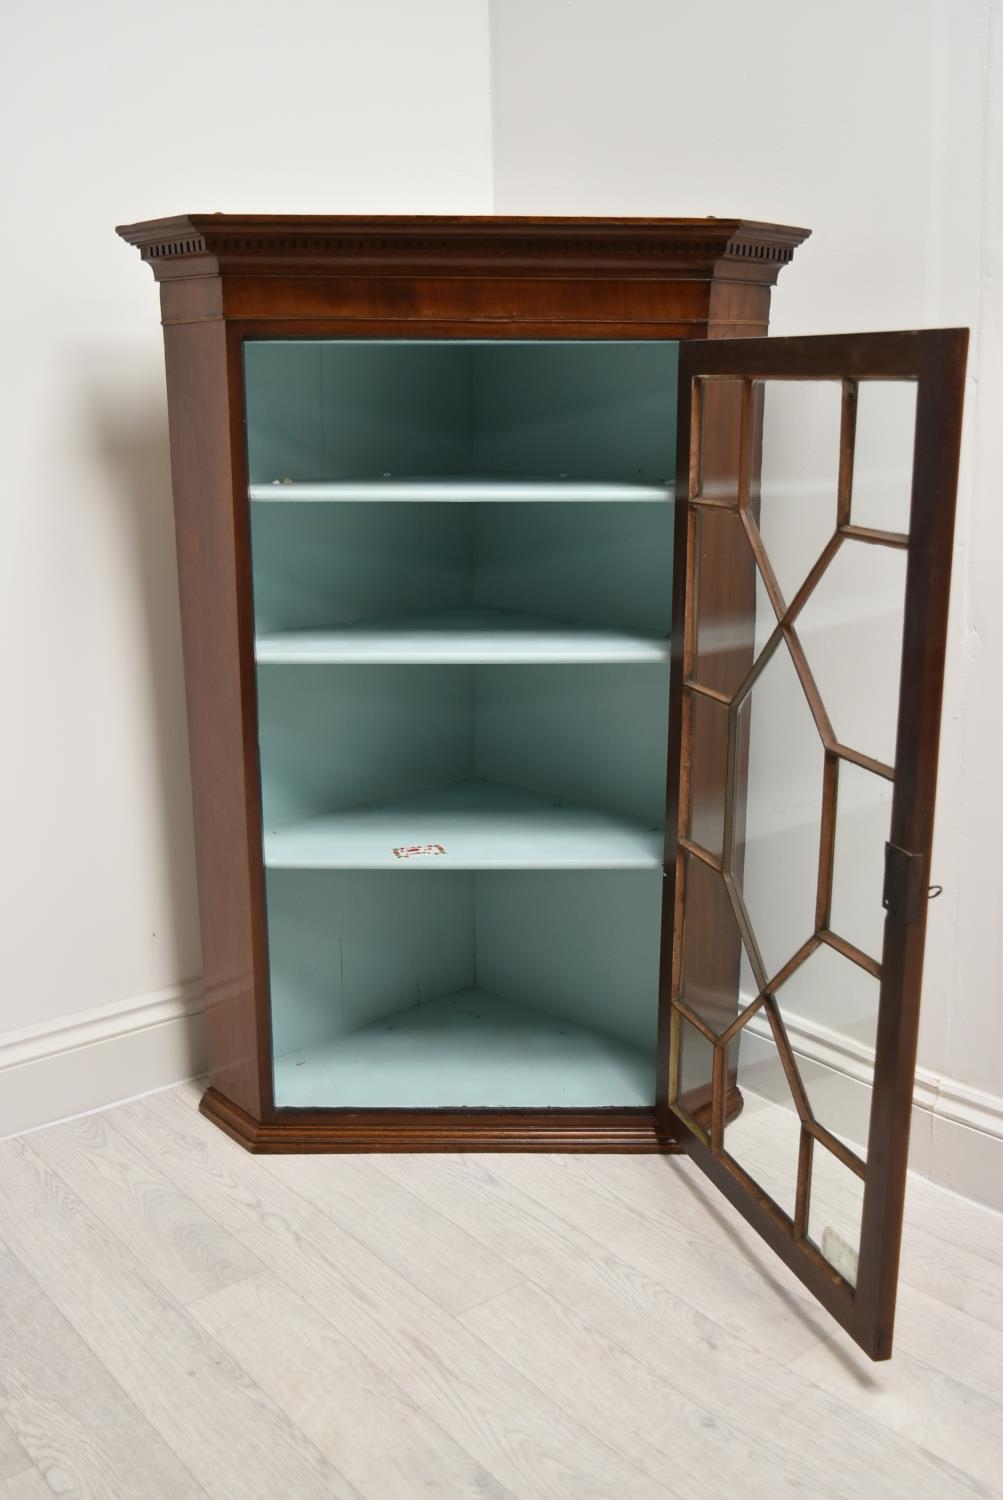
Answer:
xmin=84 ymin=356 xmax=206 ymax=1073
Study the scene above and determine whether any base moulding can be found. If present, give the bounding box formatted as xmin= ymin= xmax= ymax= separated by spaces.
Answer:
xmin=199 ymin=1086 xmax=706 ymax=1154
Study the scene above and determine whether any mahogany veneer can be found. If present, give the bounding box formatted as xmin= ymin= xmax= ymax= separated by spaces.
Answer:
xmin=118 ymin=214 xmax=808 ymax=1152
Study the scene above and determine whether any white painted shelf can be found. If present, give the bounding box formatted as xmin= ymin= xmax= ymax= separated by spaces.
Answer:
xmin=273 ymin=987 xmax=654 ymax=1108
xmin=264 ymin=778 xmax=662 ymax=871
xmin=255 ymin=607 xmax=670 ymax=666
xmin=249 ymin=475 xmax=674 ymax=504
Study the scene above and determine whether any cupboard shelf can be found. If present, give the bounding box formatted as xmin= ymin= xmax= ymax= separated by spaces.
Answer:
xmin=263 ymin=777 xmax=662 ymax=871
xmin=254 ymin=607 xmax=670 ymax=666
xmin=248 ymin=475 xmax=675 ymax=504
xmin=273 ymin=987 xmax=653 ymax=1109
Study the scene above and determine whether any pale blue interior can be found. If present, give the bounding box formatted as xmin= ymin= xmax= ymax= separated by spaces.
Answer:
xmin=244 ymin=339 xmax=677 ymax=484
xmin=244 ymin=339 xmax=678 ymax=1109
xmin=267 ymin=870 xmax=662 ymax=1108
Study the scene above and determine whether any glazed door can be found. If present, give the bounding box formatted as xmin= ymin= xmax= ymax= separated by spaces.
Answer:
xmin=659 ymin=329 xmax=967 ymax=1360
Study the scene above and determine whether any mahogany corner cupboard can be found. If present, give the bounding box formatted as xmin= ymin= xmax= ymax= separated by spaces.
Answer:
xmin=117 ymin=213 xmax=967 ymax=1358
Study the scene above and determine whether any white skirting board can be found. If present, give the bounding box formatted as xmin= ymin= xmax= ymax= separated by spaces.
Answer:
xmin=0 ymin=982 xmax=207 ymax=1141
xmin=0 ymin=982 xmax=1000 ymax=1213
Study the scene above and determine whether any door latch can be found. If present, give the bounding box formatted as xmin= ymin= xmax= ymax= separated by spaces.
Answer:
xmin=882 ymin=843 xmax=928 ymax=924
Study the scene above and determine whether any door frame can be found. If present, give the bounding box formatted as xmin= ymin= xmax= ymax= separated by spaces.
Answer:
xmin=657 ymin=328 xmax=968 ymax=1359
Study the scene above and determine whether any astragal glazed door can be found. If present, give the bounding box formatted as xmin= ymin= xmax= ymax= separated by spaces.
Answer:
xmin=659 ymin=329 xmax=967 ymax=1359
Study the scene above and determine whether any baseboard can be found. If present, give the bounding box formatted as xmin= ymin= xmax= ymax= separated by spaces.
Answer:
xmin=3 ymin=982 xmax=999 ymax=1211
xmin=0 ymin=981 xmax=206 ymax=1140
xmin=740 ymin=1007 xmax=1003 ymax=1212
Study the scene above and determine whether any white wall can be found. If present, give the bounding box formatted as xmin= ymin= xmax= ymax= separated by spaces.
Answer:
xmin=489 ymin=0 xmax=1003 ymax=1207
xmin=4 ymin=0 xmax=1000 ymax=1211
xmin=0 ymin=0 xmax=494 ymax=1134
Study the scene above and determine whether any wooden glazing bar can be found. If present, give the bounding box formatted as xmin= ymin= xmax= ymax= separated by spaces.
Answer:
xmin=690 ymin=494 xmax=743 ymax=511
xmin=683 ymin=680 xmax=732 ymax=706
xmin=763 ymin=996 xmax=812 ymax=1122
xmin=677 ymin=691 xmax=695 ymax=842
xmin=673 ymin=999 xmax=719 ymax=1045
xmin=722 ymin=870 xmax=768 ymax=993
xmin=795 ymin=1126 xmax=815 ymax=1240
xmin=678 ymin=837 xmax=724 ymax=875
xmin=717 ymin=992 xmax=766 ymax=1048
xmin=678 ymin=688 xmax=695 ymax=846
xmin=806 ymin=1118 xmax=868 ymax=1181
xmin=667 ymin=1005 xmax=681 ymax=1106
xmin=782 ymin=623 xmax=837 ymax=744
xmin=836 ymin=379 xmax=858 ymax=528
xmin=830 ymin=741 xmax=896 ymax=781
xmin=839 ymin=523 xmax=910 ymax=549
xmin=739 ymin=508 xmax=787 ymax=620
xmin=767 ymin=935 xmax=822 ymax=997
xmin=674 ymin=1100 xmax=711 ymax=1150
xmin=722 ymin=696 xmax=740 ymax=877
xmin=783 ymin=532 xmax=843 ymax=629
xmin=711 ymin=1044 xmax=727 ymax=1152
xmin=815 ymin=753 xmax=840 ymax=931
xmin=669 ymin=849 xmax=688 ymax=1003
xmin=682 ymin=506 xmax=700 ymax=680
xmin=818 ymin=927 xmax=883 ymax=980
xmin=731 ymin=620 xmax=782 ymax=708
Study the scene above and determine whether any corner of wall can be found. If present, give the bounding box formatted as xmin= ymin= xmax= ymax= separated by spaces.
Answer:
xmin=0 ymin=984 xmax=207 ymax=1141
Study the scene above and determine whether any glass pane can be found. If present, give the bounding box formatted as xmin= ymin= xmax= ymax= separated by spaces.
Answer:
xmin=754 ymin=380 xmax=842 ymax=605
xmin=734 ymin=640 xmax=826 ymax=983
xmin=796 ymin=539 xmax=907 ymax=767
xmin=691 ymin=507 xmax=757 ymax=699
xmin=808 ymin=1147 xmax=865 ymax=1287
xmin=851 ymin=381 xmax=917 ymax=534
xmin=774 ymin=943 xmax=880 ymax=1158
xmin=686 ymin=690 xmax=729 ymax=860
xmin=722 ymin=1019 xmax=801 ymax=1223
xmin=673 ymin=1010 xmax=714 ymax=1128
xmin=695 ymin=378 xmax=744 ymax=505
xmin=678 ymin=853 xmax=746 ymax=1036
xmin=831 ymin=761 xmax=893 ymax=961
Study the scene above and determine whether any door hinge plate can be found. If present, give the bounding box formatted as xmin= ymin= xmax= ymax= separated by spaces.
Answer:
xmin=882 ymin=843 xmax=926 ymax=924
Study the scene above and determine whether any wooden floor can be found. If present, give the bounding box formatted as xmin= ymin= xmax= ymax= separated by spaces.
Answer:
xmin=1 ymin=1082 xmax=1001 ymax=1499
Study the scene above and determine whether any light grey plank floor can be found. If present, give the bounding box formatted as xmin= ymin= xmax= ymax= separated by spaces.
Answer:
xmin=0 ymin=1082 xmax=1000 ymax=1500
xmin=0 ymin=1470 xmax=60 ymax=1500
xmin=0 ymin=1415 xmax=30 ymax=1486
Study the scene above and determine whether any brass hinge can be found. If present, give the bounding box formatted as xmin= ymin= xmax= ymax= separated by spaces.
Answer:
xmin=882 ymin=843 xmax=926 ymax=924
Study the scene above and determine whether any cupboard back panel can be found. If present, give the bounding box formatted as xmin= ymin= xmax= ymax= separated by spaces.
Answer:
xmin=244 ymin=340 xmax=678 ymax=485
xmin=256 ymin=664 xmax=475 ymax=829
xmin=244 ymin=342 xmax=470 ymax=483
xmin=473 ymin=502 xmax=674 ymax=635
xmin=246 ymin=334 xmax=678 ymax=1115
xmin=475 ymin=664 xmax=669 ymax=826
xmin=266 ymin=869 xmax=476 ymax=1059
xmin=251 ymin=501 xmax=674 ymax=636
xmin=475 ymin=870 xmax=662 ymax=1054
xmin=467 ymin=342 xmax=678 ymax=481
xmin=250 ymin=503 xmax=473 ymax=634
xmin=267 ymin=869 xmax=658 ymax=1109
xmin=256 ymin=663 xmax=666 ymax=830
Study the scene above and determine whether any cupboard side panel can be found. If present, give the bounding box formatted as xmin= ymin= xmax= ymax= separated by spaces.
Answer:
xmin=162 ymin=318 xmax=269 ymax=1119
